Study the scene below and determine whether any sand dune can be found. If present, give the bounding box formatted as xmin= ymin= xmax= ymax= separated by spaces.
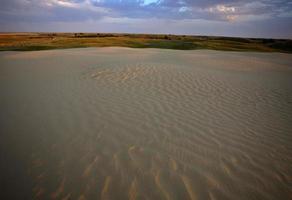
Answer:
xmin=0 ymin=48 xmax=292 ymax=200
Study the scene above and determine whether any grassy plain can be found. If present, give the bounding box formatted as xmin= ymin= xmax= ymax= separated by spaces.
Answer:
xmin=0 ymin=32 xmax=291 ymax=52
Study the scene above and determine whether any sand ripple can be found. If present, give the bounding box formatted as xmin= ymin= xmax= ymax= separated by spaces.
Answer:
xmin=0 ymin=48 xmax=292 ymax=200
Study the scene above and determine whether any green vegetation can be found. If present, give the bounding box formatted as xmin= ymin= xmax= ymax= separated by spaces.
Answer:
xmin=0 ymin=33 xmax=291 ymax=52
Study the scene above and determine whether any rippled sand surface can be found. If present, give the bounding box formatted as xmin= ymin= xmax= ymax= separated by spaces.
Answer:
xmin=0 ymin=48 xmax=292 ymax=200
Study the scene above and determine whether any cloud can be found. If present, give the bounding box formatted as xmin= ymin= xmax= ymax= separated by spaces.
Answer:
xmin=2 ymin=0 xmax=291 ymax=21
xmin=0 ymin=0 xmax=291 ymax=38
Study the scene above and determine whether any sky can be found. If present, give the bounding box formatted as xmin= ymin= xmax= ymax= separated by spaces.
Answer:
xmin=0 ymin=0 xmax=292 ymax=38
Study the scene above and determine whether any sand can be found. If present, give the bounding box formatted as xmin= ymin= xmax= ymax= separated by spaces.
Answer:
xmin=0 ymin=47 xmax=292 ymax=200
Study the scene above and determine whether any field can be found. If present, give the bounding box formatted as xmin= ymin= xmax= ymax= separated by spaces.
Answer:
xmin=0 ymin=32 xmax=291 ymax=52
